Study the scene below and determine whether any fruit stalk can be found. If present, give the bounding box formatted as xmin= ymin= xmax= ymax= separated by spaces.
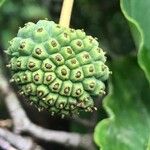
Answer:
xmin=59 ymin=0 xmax=74 ymax=27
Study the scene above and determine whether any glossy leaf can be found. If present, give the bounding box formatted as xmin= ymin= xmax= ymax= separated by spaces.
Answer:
xmin=121 ymin=0 xmax=150 ymax=82
xmin=94 ymin=57 xmax=150 ymax=150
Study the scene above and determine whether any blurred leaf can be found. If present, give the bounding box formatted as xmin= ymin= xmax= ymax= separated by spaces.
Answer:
xmin=0 ymin=0 xmax=5 ymax=7
xmin=94 ymin=57 xmax=150 ymax=150
xmin=121 ymin=0 xmax=150 ymax=82
xmin=21 ymin=4 xmax=49 ymax=20
xmin=0 ymin=0 xmax=50 ymax=49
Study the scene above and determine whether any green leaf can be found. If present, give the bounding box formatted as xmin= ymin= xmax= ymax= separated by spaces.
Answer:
xmin=120 ymin=0 xmax=150 ymax=82
xmin=94 ymin=57 xmax=150 ymax=150
xmin=0 ymin=0 xmax=5 ymax=7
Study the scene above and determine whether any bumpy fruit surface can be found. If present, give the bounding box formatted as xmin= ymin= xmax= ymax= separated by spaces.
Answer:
xmin=6 ymin=20 xmax=110 ymax=117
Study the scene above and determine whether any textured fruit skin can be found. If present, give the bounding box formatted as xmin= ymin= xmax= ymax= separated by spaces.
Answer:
xmin=6 ymin=20 xmax=110 ymax=117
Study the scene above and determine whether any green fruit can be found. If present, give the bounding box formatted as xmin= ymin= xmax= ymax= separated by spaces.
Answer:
xmin=6 ymin=20 xmax=110 ymax=117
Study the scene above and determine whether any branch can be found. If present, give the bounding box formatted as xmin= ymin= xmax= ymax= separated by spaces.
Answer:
xmin=0 ymin=75 xmax=31 ymax=134
xmin=71 ymin=116 xmax=96 ymax=128
xmin=0 ymin=72 xmax=95 ymax=149
xmin=26 ymin=124 xmax=94 ymax=149
xmin=0 ymin=128 xmax=42 ymax=150
xmin=0 ymin=137 xmax=17 ymax=150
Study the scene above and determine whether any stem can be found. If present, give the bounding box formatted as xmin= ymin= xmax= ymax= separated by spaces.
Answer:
xmin=59 ymin=0 xmax=74 ymax=27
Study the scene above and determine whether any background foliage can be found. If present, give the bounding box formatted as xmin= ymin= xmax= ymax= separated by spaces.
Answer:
xmin=0 ymin=0 xmax=149 ymax=150
xmin=94 ymin=0 xmax=150 ymax=149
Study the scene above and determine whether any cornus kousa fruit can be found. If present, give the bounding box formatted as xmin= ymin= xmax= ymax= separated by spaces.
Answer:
xmin=6 ymin=20 xmax=110 ymax=118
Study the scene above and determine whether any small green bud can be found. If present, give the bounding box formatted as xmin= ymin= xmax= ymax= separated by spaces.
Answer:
xmin=50 ymin=53 xmax=64 ymax=66
xmin=91 ymin=80 xmax=105 ymax=96
xmin=82 ymin=77 xmax=96 ymax=91
xmin=32 ymin=70 xmax=44 ymax=84
xmin=9 ymin=37 xmax=22 ymax=54
xmin=21 ymin=71 xmax=32 ymax=83
xmin=82 ymin=64 xmax=95 ymax=77
xmin=70 ymin=39 xmax=84 ymax=54
xmin=49 ymin=78 xmax=62 ymax=93
xmin=10 ymin=57 xmax=18 ymax=71
xmin=44 ymin=38 xmax=60 ymax=54
xmin=37 ymin=85 xmax=49 ymax=97
xmin=71 ymin=83 xmax=84 ymax=97
xmin=65 ymin=97 xmax=77 ymax=110
xmin=43 ymin=72 xmax=56 ymax=84
xmin=55 ymin=95 xmax=67 ymax=109
xmin=94 ymin=61 xmax=107 ymax=78
xmin=70 ymin=67 xmax=84 ymax=82
xmin=83 ymin=36 xmax=98 ymax=51
xmin=89 ymin=46 xmax=106 ymax=62
xmin=55 ymin=65 xmax=70 ymax=80
xmin=27 ymin=57 xmax=41 ymax=71
xmin=22 ymin=83 xmax=37 ymax=95
xmin=19 ymin=38 xmax=35 ymax=56
xmin=32 ymin=27 xmax=49 ymax=43
xmin=17 ymin=22 xmax=36 ymax=38
xmin=67 ymin=28 xmax=77 ymax=40
xmin=51 ymin=24 xmax=64 ymax=36
xmin=57 ymin=32 xmax=70 ymax=46
xmin=41 ymin=58 xmax=56 ymax=72
xmin=100 ymin=66 xmax=110 ymax=81
xmin=43 ymin=93 xmax=58 ymax=106
xmin=32 ymin=44 xmax=48 ymax=60
xmin=59 ymin=81 xmax=73 ymax=96
xmin=76 ymin=51 xmax=92 ymax=65
xmin=60 ymin=46 xmax=75 ymax=60
xmin=65 ymin=58 xmax=80 ymax=69
xmin=16 ymin=56 xmax=28 ymax=70
xmin=37 ymin=20 xmax=55 ymax=34
xmin=78 ymin=92 xmax=93 ymax=109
